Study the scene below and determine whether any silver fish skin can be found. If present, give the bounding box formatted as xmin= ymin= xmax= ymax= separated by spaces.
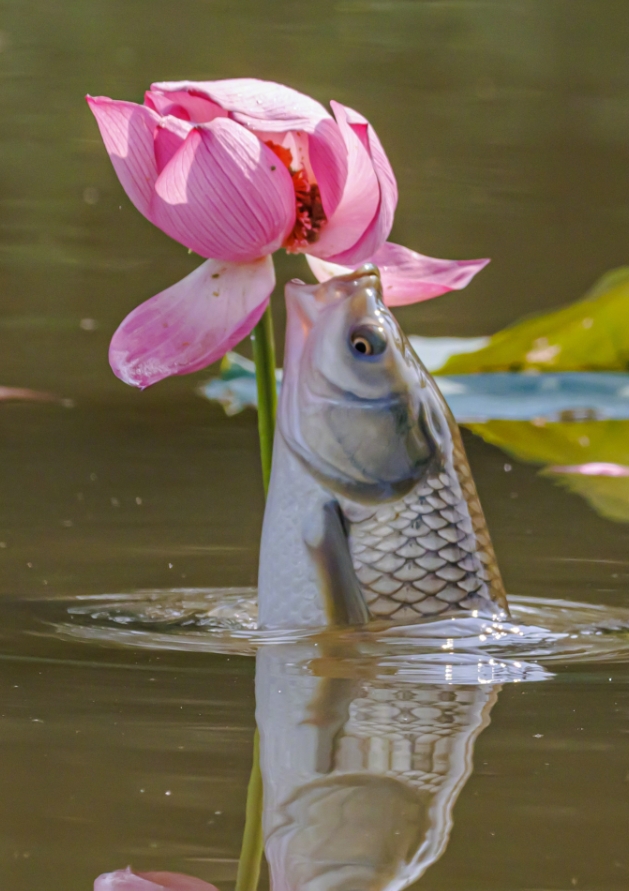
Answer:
xmin=258 ymin=265 xmax=508 ymax=629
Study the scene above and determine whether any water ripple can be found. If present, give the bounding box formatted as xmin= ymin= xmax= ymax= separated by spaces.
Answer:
xmin=43 ymin=588 xmax=629 ymax=683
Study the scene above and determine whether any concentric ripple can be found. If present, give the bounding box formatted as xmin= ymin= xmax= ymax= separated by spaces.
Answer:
xmin=44 ymin=587 xmax=629 ymax=683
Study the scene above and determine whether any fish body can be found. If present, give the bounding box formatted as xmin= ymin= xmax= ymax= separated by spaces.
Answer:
xmin=258 ymin=266 xmax=507 ymax=629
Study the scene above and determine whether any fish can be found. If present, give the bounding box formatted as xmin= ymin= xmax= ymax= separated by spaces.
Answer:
xmin=258 ymin=264 xmax=508 ymax=629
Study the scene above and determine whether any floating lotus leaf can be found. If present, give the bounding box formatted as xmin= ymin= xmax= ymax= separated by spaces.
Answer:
xmin=439 ymin=267 xmax=629 ymax=373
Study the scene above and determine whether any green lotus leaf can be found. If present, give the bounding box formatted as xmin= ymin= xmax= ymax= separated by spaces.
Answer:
xmin=439 ymin=267 xmax=629 ymax=373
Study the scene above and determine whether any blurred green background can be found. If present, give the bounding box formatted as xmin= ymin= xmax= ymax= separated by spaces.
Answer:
xmin=2 ymin=3 xmax=629 ymax=890
xmin=5 ymin=0 xmax=629 ymax=399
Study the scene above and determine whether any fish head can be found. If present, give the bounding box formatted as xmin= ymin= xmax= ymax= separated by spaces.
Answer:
xmin=281 ymin=265 xmax=453 ymax=503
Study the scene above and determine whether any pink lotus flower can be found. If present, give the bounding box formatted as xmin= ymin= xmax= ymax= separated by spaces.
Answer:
xmin=87 ymin=78 xmax=489 ymax=388
xmin=95 ymin=866 xmax=218 ymax=891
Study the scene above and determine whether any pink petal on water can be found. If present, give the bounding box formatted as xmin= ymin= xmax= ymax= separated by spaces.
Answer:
xmin=306 ymin=102 xmax=380 ymax=260
xmin=140 ymin=874 xmax=218 ymax=891
xmin=548 ymin=463 xmax=629 ymax=477
xmin=86 ymin=97 xmax=160 ymax=220
xmin=95 ymin=866 xmax=219 ymax=890
xmin=151 ymin=78 xmax=330 ymax=132
xmin=109 ymin=256 xmax=275 ymax=388
xmin=307 ymin=243 xmax=490 ymax=307
xmin=153 ymin=120 xmax=296 ymax=263
xmin=323 ymin=102 xmax=398 ymax=266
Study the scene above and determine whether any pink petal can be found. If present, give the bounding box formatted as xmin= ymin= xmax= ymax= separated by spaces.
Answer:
xmin=153 ymin=116 xmax=193 ymax=174
xmin=138 ymin=873 xmax=218 ymax=891
xmin=153 ymin=120 xmax=295 ymax=263
xmin=109 ymin=256 xmax=275 ymax=388
xmin=307 ymin=243 xmax=490 ymax=307
xmin=151 ymin=81 xmax=349 ymax=224
xmin=372 ymin=242 xmax=490 ymax=306
xmin=95 ymin=866 xmax=218 ymax=891
xmin=305 ymin=255 xmax=351 ymax=281
xmin=326 ymin=102 xmax=398 ymax=266
xmin=548 ymin=463 xmax=629 ymax=477
xmin=151 ymin=78 xmax=330 ymax=132
xmin=145 ymin=89 xmax=228 ymax=124
xmin=86 ymin=97 xmax=160 ymax=219
xmin=306 ymin=103 xmax=380 ymax=260
xmin=308 ymin=118 xmax=348 ymax=220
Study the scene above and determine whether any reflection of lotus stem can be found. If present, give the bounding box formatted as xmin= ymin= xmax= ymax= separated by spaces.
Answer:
xmin=235 ymin=730 xmax=265 ymax=891
xmin=235 ymin=305 xmax=277 ymax=891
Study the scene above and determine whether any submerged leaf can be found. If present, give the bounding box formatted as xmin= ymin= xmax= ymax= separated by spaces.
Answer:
xmin=466 ymin=419 xmax=629 ymax=523
xmin=199 ymin=356 xmax=629 ymax=424
xmin=465 ymin=419 xmax=629 ymax=467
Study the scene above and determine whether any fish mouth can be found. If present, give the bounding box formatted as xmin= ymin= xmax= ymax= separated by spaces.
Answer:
xmin=286 ymin=264 xmax=383 ymax=326
xmin=334 ymin=262 xmax=381 ymax=286
xmin=282 ymin=263 xmax=385 ymax=377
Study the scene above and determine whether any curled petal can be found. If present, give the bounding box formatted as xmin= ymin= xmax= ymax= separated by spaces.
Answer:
xmin=153 ymin=116 xmax=193 ymax=174
xmin=151 ymin=78 xmax=330 ymax=132
xmin=308 ymin=118 xmax=348 ymax=220
xmin=306 ymin=255 xmax=351 ymax=281
xmin=86 ymin=97 xmax=160 ymax=219
xmin=151 ymin=81 xmax=350 ymax=226
xmin=109 ymin=257 xmax=275 ymax=388
xmin=95 ymin=866 xmax=219 ymax=890
xmin=370 ymin=242 xmax=490 ymax=306
xmin=327 ymin=102 xmax=398 ymax=266
xmin=145 ymin=89 xmax=228 ymax=124
xmin=306 ymin=103 xmax=380 ymax=260
xmin=307 ymin=242 xmax=490 ymax=306
xmin=153 ymin=120 xmax=296 ymax=263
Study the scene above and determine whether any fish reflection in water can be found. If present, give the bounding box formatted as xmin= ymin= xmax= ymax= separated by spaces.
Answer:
xmin=257 ymin=644 xmax=499 ymax=891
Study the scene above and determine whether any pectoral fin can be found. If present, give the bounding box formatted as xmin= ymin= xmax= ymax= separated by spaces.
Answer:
xmin=302 ymin=500 xmax=370 ymax=627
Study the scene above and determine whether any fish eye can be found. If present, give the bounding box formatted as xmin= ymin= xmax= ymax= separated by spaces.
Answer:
xmin=349 ymin=325 xmax=387 ymax=358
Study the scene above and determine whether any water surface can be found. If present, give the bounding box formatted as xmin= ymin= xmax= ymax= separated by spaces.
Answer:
xmin=1 ymin=2 xmax=629 ymax=889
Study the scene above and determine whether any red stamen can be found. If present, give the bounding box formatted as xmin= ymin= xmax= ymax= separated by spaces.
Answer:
xmin=265 ymin=140 xmax=327 ymax=251
xmin=265 ymin=141 xmax=293 ymax=169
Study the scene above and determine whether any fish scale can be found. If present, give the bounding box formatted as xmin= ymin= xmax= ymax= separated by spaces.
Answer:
xmin=259 ymin=264 xmax=508 ymax=630
xmin=348 ymin=424 xmax=508 ymax=620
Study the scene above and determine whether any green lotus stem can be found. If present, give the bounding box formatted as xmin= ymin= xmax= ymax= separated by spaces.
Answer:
xmin=235 ymin=303 xmax=277 ymax=891
xmin=251 ymin=303 xmax=277 ymax=493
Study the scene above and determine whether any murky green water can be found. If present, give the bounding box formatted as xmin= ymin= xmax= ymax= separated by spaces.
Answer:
xmin=1 ymin=1 xmax=629 ymax=889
